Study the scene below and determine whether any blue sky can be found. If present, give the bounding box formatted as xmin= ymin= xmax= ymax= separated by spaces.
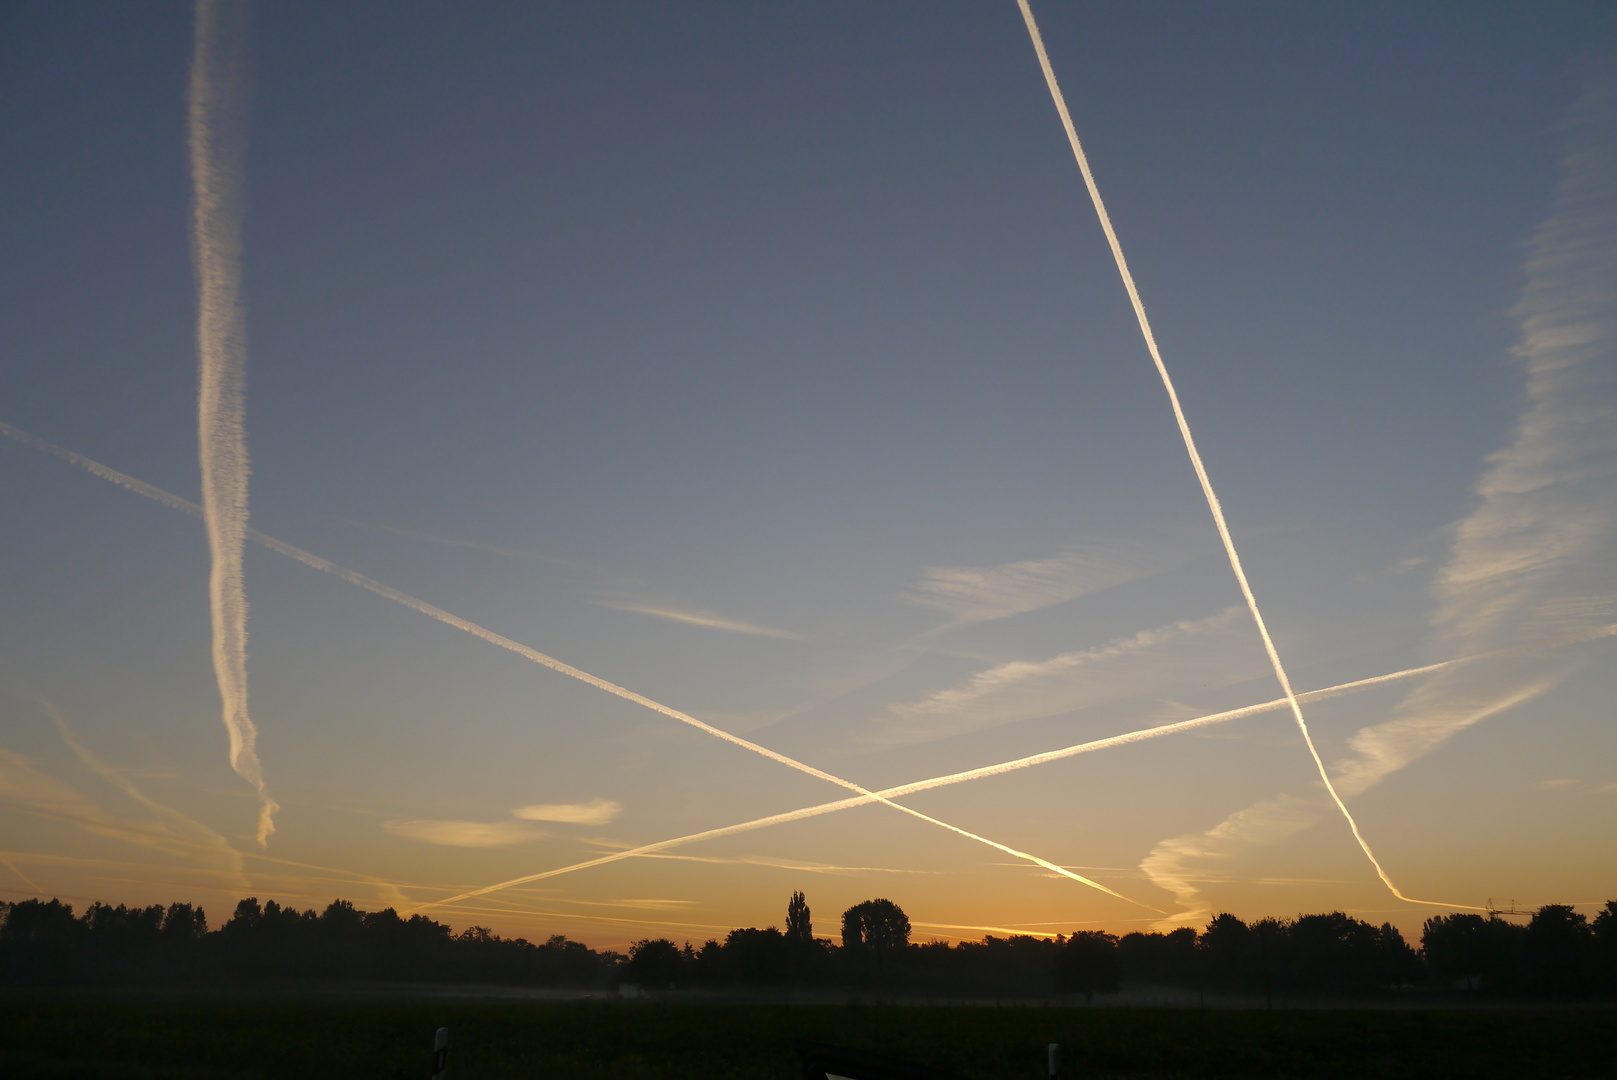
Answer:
xmin=1 ymin=1 xmax=1613 ymax=947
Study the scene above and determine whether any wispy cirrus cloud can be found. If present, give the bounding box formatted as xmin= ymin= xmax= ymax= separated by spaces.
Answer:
xmin=1142 ymin=73 xmax=1617 ymax=923
xmin=40 ymin=698 xmax=248 ymax=891
xmin=0 ymin=749 xmax=217 ymax=861
xmin=904 ymin=542 xmax=1166 ymax=627
xmin=1140 ymin=795 xmax=1322 ymax=927
xmin=386 ymin=797 xmax=622 ymax=846
xmin=1333 ymin=75 xmax=1617 ymax=802
xmin=871 ymin=607 xmax=1262 ymax=749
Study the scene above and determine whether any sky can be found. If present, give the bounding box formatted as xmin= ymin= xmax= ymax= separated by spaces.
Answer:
xmin=1 ymin=0 xmax=1614 ymax=951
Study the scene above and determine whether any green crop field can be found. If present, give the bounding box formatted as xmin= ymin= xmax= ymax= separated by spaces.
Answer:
xmin=4 ymin=993 xmax=1613 ymax=1079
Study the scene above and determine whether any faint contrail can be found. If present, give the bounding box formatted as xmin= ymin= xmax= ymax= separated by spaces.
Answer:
xmin=1014 ymin=0 xmax=1430 ymax=906
xmin=6 ymin=422 xmax=1612 ymax=913
xmin=0 ymin=423 xmax=1139 ymax=907
xmin=189 ymin=0 xmax=274 ymax=845
xmin=0 ymin=852 xmax=44 ymax=895
xmin=38 ymin=697 xmax=249 ymax=893
xmin=414 ymin=628 xmax=1615 ymax=911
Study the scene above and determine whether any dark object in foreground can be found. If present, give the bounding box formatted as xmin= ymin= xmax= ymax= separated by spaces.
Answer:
xmin=796 ymin=1039 xmax=970 ymax=1080
xmin=430 ymin=1026 xmax=448 ymax=1080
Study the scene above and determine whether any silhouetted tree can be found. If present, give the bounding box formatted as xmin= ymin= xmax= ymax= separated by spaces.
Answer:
xmin=692 ymin=938 xmax=725 ymax=985
xmin=0 ymin=899 xmax=80 ymax=984
xmin=921 ymin=934 xmax=1061 ymax=997
xmin=535 ymin=933 xmax=601 ymax=986
xmin=1199 ymin=913 xmax=1253 ymax=992
xmin=1423 ymin=913 xmax=1527 ymax=993
xmin=1422 ymin=913 xmax=1488 ymax=987
xmin=13 ymin=891 xmax=1614 ymax=999
xmin=1525 ymin=904 xmax=1592 ymax=999
xmin=1118 ymin=928 xmax=1197 ymax=989
xmin=841 ymin=899 xmax=910 ymax=980
xmin=1052 ymin=931 xmax=1120 ymax=1003
xmin=786 ymin=891 xmax=812 ymax=947
xmin=622 ymin=937 xmax=685 ymax=988
xmin=725 ymin=926 xmax=789 ymax=985
xmin=162 ymin=903 xmax=208 ymax=940
xmin=1592 ymin=901 xmax=1617 ymax=996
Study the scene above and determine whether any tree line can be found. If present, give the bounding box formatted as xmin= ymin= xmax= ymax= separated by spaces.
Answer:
xmin=4 ymin=891 xmax=1615 ymax=999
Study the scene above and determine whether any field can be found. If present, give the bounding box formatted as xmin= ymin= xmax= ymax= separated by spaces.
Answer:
xmin=5 ymin=992 xmax=1613 ymax=1079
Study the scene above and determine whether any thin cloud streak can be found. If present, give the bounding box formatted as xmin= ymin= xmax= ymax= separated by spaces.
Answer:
xmin=512 ymin=799 xmax=622 ymax=825
xmin=381 ymin=819 xmax=545 ymax=848
xmin=0 ymin=749 xmax=240 ymax=867
xmin=1017 ymin=0 xmax=1429 ymax=908
xmin=876 ymin=607 xmax=1260 ymax=749
xmin=0 ymin=425 xmax=1131 ymax=906
xmin=0 ymin=852 xmax=44 ymax=895
xmin=905 ymin=542 xmax=1162 ymax=627
xmin=189 ymin=0 xmax=274 ymax=845
xmin=595 ymin=600 xmax=804 ymax=640
xmin=40 ymin=699 xmax=248 ymax=892
xmin=632 ymin=852 xmax=941 ymax=875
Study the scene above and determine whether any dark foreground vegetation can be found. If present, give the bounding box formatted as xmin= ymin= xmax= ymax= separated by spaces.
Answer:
xmin=5 ymin=890 xmax=1617 ymax=1002
xmin=1 ymin=995 xmax=1613 ymax=1079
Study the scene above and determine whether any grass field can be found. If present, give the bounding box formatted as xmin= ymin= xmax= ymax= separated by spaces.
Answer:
xmin=5 ymin=991 xmax=1613 ymax=1079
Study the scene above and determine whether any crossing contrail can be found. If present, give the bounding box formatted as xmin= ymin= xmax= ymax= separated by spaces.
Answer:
xmin=0 ymin=422 xmax=1138 ymax=906
xmin=413 ymin=625 xmax=1614 ymax=911
xmin=189 ymin=0 xmax=274 ymax=845
xmin=1014 ymin=0 xmax=1432 ymax=906
xmin=6 ymin=419 xmax=1611 ymax=911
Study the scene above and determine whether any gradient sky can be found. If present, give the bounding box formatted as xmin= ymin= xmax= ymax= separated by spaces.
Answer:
xmin=2 ymin=1 xmax=1614 ymax=950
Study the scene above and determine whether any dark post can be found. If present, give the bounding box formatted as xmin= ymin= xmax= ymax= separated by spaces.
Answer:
xmin=1047 ymin=1042 xmax=1061 ymax=1079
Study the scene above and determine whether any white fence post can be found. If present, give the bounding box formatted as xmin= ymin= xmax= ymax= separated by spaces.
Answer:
xmin=431 ymin=1026 xmax=449 ymax=1080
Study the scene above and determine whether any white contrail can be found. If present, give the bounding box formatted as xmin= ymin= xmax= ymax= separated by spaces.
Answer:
xmin=6 ymin=421 xmax=1613 ymax=912
xmin=189 ymin=0 xmax=274 ymax=845
xmin=414 ymin=626 xmax=1615 ymax=911
xmin=0 ymin=423 xmax=1139 ymax=907
xmin=1014 ymin=1 xmax=1431 ymax=906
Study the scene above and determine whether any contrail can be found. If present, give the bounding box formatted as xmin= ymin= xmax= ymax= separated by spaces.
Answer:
xmin=414 ymin=628 xmax=1614 ymax=911
xmin=39 ymin=697 xmax=249 ymax=893
xmin=1014 ymin=1 xmax=1431 ymax=906
xmin=0 ymin=852 xmax=44 ymax=895
xmin=189 ymin=0 xmax=274 ymax=845
xmin=0 ymin=422 xmax=1139 ymax=907
xmin=6 ymin=422 xmax=1612 ymax=913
